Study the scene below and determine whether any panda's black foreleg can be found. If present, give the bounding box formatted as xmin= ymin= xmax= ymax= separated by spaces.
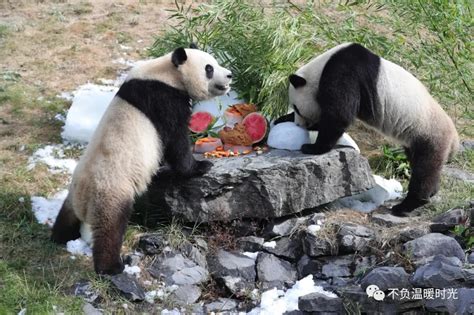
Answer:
xmin=51 ymin=197 xmax=81 ymax=244
xmin=274 ymin=112 xmax=295 ymax=125
xmin=301 ymin=118 xmax=346 ymax=155
xmin=92 ymin=199 xmax=133 ymax=275
xmin=391 ymin=140 xmax=444 ymax=216
xmin=165 ymin=129 xmax=212 ymax=177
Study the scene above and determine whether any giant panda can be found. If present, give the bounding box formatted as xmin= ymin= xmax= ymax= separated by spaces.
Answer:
xmin=275 ymin=43 xmax=458 ymax=216
xmin=51 ymin=46 xmax=232 ymax=275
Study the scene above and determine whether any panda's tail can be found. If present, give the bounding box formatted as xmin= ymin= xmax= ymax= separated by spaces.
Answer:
xmin=51 ymin=195 xmax=81 ymax=244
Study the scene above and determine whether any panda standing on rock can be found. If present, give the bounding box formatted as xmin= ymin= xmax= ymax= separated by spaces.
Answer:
xmin=51 ymin=45 xmax=232 ymax=275
xmin=276 ymin=43 xmax=458 ymax=216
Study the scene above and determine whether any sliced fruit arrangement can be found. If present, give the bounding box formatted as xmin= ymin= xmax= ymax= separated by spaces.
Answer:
xmin=189 ymin=103 xmax=269 ymax=156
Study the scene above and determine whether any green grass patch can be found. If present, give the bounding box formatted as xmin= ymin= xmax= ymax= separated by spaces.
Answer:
xmin=149 ymin=0 xmax=472 ymax=136
xmin=0 ymin=24 xmax=9 ymax=38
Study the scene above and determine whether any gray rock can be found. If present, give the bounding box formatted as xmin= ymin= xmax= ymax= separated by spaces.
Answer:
xmin=123 ymin=253 xmax=142 ymax=266
xmin=149 ymin=149 xmax=375 ymax=222
xmin=468 ymin=252 xmax=474 ymax=264
xmin=411 ymin=255 xmax=465 ymax=288
xmin=110 ymin=273 xmax=145 ymax=301
xmin=181 ymin=242 xmax=207 ymax=268
xmin=461 ymin=139 xmax=474 ymax=151
xmin=399 ymin=226 xmax=429 ymax=242
xmin=371 ymin=212 xmax=411 ymax=227
xmin=148 ymin=252 xmax=208 ymax=286
xmin=320 ymin=255 xmax=376 ymax=280
xmin=257 ymin=253 xmax=297 ymax=289
xmin=430 ymin=208 xmax=467 ymax=233
xmin=443 ymin=166 xmax=474 ymax=184
xmin=205 ymin=298 xmax=238 ymax=312
xmin=297 ymin=255 xmax=322 ymax=279
xmin=403 ymin=233 xmax=465 ymax=264
xmin=138 ymin=233 xmax=166 ymax=255
xmin=307 ymin=213 xmax=326 ymax=225
xmin=361 ymin=267 xmax=410 ymax=292
xmin=298 ymin=292 xmax=342 ymax=313
xmin=169 ymin=284 xmax=201 ymax=305
xmin=71 ymin=280 xmax=99 ymax=303
xmin=207 ymin=250 xmax=256 ymax=293
xmin=83 ymin=303 xmax=102 ymax=315
xmin=236 ymin=236 xmax=264 ymax=252
xmin=302 ymin=233 xmax=332 ymax=257
xmin=264 ymin=236 xmax=303 ymax=262
xmin=425 ymin=288 xmax=474 ymax=314
xmin=266 ymin=217 xmax=306 ymax=237
xmin=337 ymin=223 xmax=374 ymax=254
xmin=463 ymin=268 xmax=474 ymax=286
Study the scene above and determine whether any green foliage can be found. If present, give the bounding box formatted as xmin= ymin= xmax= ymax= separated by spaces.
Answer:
xmin=452 ymin=224 xmax=474 ymax=249
xmin=370 ymin=145 xmax=410 ymax=179
xmin=149 ymin=0 xmax=472 ymax=126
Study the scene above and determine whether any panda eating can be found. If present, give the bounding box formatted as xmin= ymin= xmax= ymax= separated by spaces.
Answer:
xmin=276 ymin=43 xmax=458 ymax=216
xmin=51 ymin=46 xmax=232 ymax=275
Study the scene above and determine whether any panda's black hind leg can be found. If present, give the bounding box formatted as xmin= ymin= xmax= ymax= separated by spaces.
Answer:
xmin=51 ymin=198 xmax=81 ymax=244
xmin=391 ymin=141 xmax=444 ymax=216
xmin=92 ymin=199 xmax=133 ymax=275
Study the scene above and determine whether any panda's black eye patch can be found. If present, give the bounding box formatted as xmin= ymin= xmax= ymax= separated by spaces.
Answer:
xmin=205 ymin=64 xmax=214 ymax=79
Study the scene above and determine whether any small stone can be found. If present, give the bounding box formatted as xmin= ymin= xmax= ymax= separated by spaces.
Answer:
xmin=205 ymin=298 xmax=238 ymax=312
xmin=399 ymin=226 xmax=428 ymax=242
xmin=360 ymin=267 xmax=410 ymax=292
xmin=169 ymin=285 xmax=201 ymax=305
xmin=138 ymin=233 xmax=166 ymax=255
xmin=468 ymin=252 xmax=474 ymax=264
xmin=371 ymin=212 xmax=411 ymax=227
xmin=337 ymin=223 xmax=375 ymax=254
xmin=257 ymin=253 xmax=297 ymax=290
xmin=207 ymin=250 xmax=256 ymax=293
xmin=236 ymin=236 xmax=264 ymax=252
xmin=461 ymin=140 xmax=474 ymax=151
xmin=442 ymin=167 xmax=474 ymax=184
xmin=71 ymin=280 xmax=99 ymax=303
xmin=148 ymin=252 xmax=208 ymax=286
xmin=425 ymin=288 xmax=474 ymax=314
xmin=307 ymin=213 xmax=326 ymax=225
xmin=338 ymin=223 xmax=375 ymax=238
xmin=403 ymin=233 xmax=465 ymax=265
xmin=302 ymin=233 xmax=332 ymax=257
xmin=298 ymin=292 xmax=342 ymax=313
xmin=264 ymin=236 xmax=303 ymax=262
xmin=83 ymin=303 xmax=102 ymax=315
xmin=110 ymin=273 xmax=145 ymax=301
xmin=266 ymin=217 xmax=306 ymax=237
xmin=297 ymin=255 xmax=322 ymax=279
xmin=411 ymin=255 xmax=464 ymax=288
xmin=123 ymin=253 xmax=142 ymax=266
xmin=321 ymin=257 xmax=351 ymax=279
xmin=430 ymin=208 xmax=466 ymax=233
xmin=181 ymin=242 xmax=207 ymax=268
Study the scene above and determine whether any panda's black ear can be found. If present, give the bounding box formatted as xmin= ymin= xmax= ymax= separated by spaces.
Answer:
xmin=189 ymin=43 xmax=198 ymax=49
xmin=289 ymin=74 xmax=307 ymax=88
xmin=172 ymin=47 xmax=187 ymax=67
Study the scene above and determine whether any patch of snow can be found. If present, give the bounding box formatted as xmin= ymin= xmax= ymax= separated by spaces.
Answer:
xmin=66 ymin=238 xmax=92 ymax=257
xmin=268 ymin=122 xmax=310 ymax=150
xmin=262 ymin=241 xmax=276 ymax=249
xmin=120 ymin=44 xmax=132 ymax=50
xmin=30 ymin=189 xmax=68 ymax=227
xmin=161 ymin=310 xmax=181 ymax=315
xmin=192 ymin=90 xmax=244 ymax=127
xmin=336 ymin=175 xmax=403 ymax=212
xmin=98 ymin=78 xmax=116 ymax=85
xmin=124 ymin=265 xmax=141 ymax=277
xmin=145 ymin=290 xmax=158 ymax=304
xmin=61 ymin=83 xmax=118 ymax=144
xmin=58 ymin=92 xmax=73 ymax=101
xmin=307 ymin=224 xmax=321 ymax=235
xmin=112 ymin=58 xmax=136 ymax=68
xmin=248 ymin=275 xmax=336 ymax=315
xmin=28 ymin=144 xmax=77 ymax=174
xmin=242 ymin=252 xmax=259 ymax=260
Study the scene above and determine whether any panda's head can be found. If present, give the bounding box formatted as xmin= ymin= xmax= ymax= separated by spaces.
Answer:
xmin=288 ymin=73 xmax=321 ymax=128
xmin=171 ymin=47 xmax=232 ymax=101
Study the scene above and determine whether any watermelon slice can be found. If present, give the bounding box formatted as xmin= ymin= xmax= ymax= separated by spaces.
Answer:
xmin=189 ymin=111 xmax=214 ymax=133
xmin=242 ymin=112 xmax=268 ymax=144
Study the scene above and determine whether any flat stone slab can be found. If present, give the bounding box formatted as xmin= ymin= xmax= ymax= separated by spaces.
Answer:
xmin=149 ymin=148 xmax=375 ymax=222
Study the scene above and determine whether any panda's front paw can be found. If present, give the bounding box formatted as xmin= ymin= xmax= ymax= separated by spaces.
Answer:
xmin=193 ymin=160 xmax=213 ymax=176
xmin=301 ymin=144 xmax=329 ymax=155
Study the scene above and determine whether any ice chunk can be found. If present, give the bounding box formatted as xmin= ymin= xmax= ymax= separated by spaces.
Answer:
xmin=268 ymin=122 xmax=310 ymax=150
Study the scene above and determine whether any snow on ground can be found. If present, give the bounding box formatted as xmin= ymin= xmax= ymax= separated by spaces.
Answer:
xmin=335 ymin=175 xmax=403 ymax=212
xmin=262 ymin=241 xmax=276 ymax=249
xmin=243 ymin=252 xmax=259 ymax=260
xmin=124 ymin=265 xmax=141 ymax=277
xmin=248 ymin=275 xmax=336 ymax=315
xmin=27 ymin=144 xmax=78 ymax=174
xmin=61 ymin=83 xmax=118 ymax=144
xmin=66 ymin=238 xmax=93 ymax=257
xmin=30 ymin=189 xmax=68 ymax=227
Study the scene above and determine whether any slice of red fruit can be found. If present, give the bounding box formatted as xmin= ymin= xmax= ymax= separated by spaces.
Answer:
xmin=189 ymin=111 xmax=214 ymax=133
xmin=242 ymin=112 xmax=268 ymax=144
